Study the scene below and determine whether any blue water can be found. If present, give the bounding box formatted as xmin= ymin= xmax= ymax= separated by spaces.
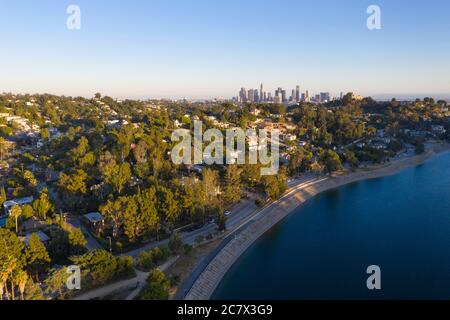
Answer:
xmin=213 ymin=152 xmax=450 ymax=300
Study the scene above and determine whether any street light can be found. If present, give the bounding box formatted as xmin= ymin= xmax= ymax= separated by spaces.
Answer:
xmin=107 ymin=236 xmax=112 ymax=253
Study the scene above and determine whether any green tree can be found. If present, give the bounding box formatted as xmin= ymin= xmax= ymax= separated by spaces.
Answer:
xmin=0 ymin=187 xmax=6 ymax=208
xmin=107 ymin=163 xmax=131 ymax=194
xmin=23 ymin=170 xmax=38 ymax=188
xmin=71 ymin=250 xmax=118 ymax=288
xmin=344 ymin=150 xmax=359 ymax=170
xmin=25 ymin=233 xmax=51 ymax=281
xmin=24 ymin=279 xmax=45 ymax=300
xmin=15 ymin=270 xmax=28 ymax=300
xmin=40 ymin=128 xmax=50 ymax=141
xmin=0 ymin=137 xmax=5 ymax=161
xmin=21 ymin=204 xmax=34 ymax=220
xmin=168 ymin=233 xmax=184 ymax=255
xmin=45 ymin=268 xmax=69 ymax=298
xmin=320 ymin=150 xmax=343 ymax=174
xmin=46 ymin=228 xmax=70 ymax=264
xmin=101 ymin=198 xmax=123 ymax=238
xmin=217 ymin=211 xmax=227 ymax=232
xmin=0 ymin=229 xmax=26 ymax=300
xmin=10 ymin=205 xmax=22 ymax=234
xmin=223 ymin=165 xmax=242 ymax=204
xmin=138 ymin=188 xmax=161 ymax=239
xmin=157 ymin=187 xmax=180 ymax=229
xmin=32 ymin=189 xmax=54 ymax=220
xmin=141 ymin=269 xmax=170 ymax=300
xmin=59 ymin=169 xmax=88 ymax=195
xmin=262 ymin=175 xmax=287 ymax=200
xmin=68 ymin=228 xmax=87 ymax=255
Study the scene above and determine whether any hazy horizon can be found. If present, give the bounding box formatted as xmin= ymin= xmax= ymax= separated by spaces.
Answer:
xmin=1 ymin=0 xmax=450 ymax=99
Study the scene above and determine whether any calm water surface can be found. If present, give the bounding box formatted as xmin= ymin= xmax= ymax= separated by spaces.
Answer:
xmin=213 ymin=152 xmax=450 ymax=299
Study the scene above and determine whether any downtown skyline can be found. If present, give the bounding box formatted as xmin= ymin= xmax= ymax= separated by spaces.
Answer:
xmin=1 ymin=0 xmax=450 ymax=100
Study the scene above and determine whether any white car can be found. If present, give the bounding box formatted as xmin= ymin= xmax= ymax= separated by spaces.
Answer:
xmin=224 ymin=211 xmax=232 ymax=217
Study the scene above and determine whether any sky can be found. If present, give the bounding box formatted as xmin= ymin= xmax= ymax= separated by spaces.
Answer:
xmin=1 ymin=0 xmax=450 ymax=100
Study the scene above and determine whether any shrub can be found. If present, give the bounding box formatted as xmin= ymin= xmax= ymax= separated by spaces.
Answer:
xmin=168 ymin=234 xmax=184 ymax=254
xmin=255 ymin=198 xmax=265 ymax=207
xmin=115 ymin=255 xmax=135 ymax=279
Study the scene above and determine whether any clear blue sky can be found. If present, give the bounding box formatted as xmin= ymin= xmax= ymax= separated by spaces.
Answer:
xmin=1 ymin=0 xmax=450 ymax=100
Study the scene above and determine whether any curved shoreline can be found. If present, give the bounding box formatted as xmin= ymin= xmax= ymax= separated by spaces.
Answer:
xmin=184 ymin=143 xmax=450 ymax=300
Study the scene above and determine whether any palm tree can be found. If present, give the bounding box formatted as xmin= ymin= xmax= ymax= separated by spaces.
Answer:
xmin=16 ymin=271 xmax=28 ymax=300
xmin=0 ymin=137 xmax=5 ymax=162
xmin=10 ymin=205 xmax=22 ymax=234
xmin=0 ymin=268 xmax=8 ymax=300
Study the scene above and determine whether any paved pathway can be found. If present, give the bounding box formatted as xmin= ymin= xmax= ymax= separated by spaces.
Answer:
xmin=72 ymin=256 xmax=179 ymax=300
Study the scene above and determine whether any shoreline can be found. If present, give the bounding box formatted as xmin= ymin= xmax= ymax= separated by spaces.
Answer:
xmin=184 ymin=142 xmax=450 ymax=300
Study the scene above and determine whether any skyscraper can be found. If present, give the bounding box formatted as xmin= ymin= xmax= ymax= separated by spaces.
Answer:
xmin=248 ymin=89 xmax=255 ymax=102
xmin=239 ymin=88 xmax=247 ymax=103
xmin=320 ymin=92 xmax=330 ymax=103
xmin=260 ymin=84 xmax=264 ymax=103
xmin=296 ymin=85 xmax=300 ymax=102
xmin=282 ymin=90 xmax=287 ymax=103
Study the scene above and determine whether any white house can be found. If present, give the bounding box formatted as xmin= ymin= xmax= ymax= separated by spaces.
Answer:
xmin=2 ymin=196 xmax=34 ymax=218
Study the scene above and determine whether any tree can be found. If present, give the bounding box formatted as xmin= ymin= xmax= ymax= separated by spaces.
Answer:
xmin=133 ymin=140 xmax=149 ymax=163
xmin=202 ymin=168 xmax=219 ymax=205
xmin=46 ymin=228 xmax=70 ymax=264
xmin=70 ymin=136 xmax=90 ymax=163
xmin=121 ymin=196 xmax=140 ymax=243
xmin=10 ymin=205 xmax=22 ymax=234
xmin=15 ymin=270 xmax=28 ymax=300
xmin=24 ymin=279 xmax=45 ymax=300
xmin=0 ymin=187 xmax=6 ymax=208
xmin=45 ymin=268 xmax=68 ymax=298
xmin=106 ymin=163 xmax=131 ymax=194
xmin=0 ymin=137 xmax=6 ymax=161
xmin=344 ymin=150 xmax=359 ymax=170
xmin=138 ymin=188 xmax=161 ymax=239
xmin=217 ymin=211 xmax=227 ymax=231
xmin=289 ymin=148 xmax=305 ymax=175
xmin=71 ymin=250 xmax=118 ymax=288
xmin=101 ymin=198 xmax=123 ymax=239
xmin=32 ymin=189 xmax=54 ymax=220
xmin=68 ymin=228 xmax=87 ymax=255
xmin=58 ymin=169 xmax=88 ymax=210
xmin=21 ymin=204 xmax=34 ymax=219
xmin=23 ymin=170 xmax=37 ymax=188
xmin=141 ymin=269 xmax=170 ymax=300
xmin=0 ymin=229 xmax=26 ymax=300
xmin=59 ymin=169 xmax=88 ymax=195
xmin=26 ymin=233 xmax=51 ymax=281
xmin=40 ymin=128 xmax=50 ymax=141
xmin=223 ymin=165 xmax=242 ymax=204
xmin=320 ymin=150 xmax=343 ymax=174
xmin=168 ymin=233 xmax=184 ymax=255
xmin=157 ymin=186 xmax=180 ymax=229
xmin=262 ymin=175 xmax=287 ymax=200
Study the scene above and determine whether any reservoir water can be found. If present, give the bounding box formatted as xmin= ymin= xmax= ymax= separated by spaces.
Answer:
xmin=213 ymin=152 xmax=450 ymax=300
